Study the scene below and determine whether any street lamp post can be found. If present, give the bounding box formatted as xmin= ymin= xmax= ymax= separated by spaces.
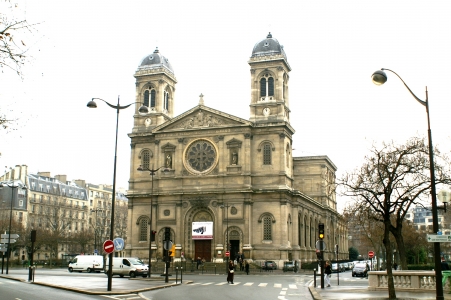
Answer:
xmin=90 ymin=208 xmax=103 ymax=254
xmin=372 ymin=68 xmax=443 ymax=300
xmin=87 ymin=96 xmax=148 ymax=291
xmin=0 ymin=181 xmax=26 ymax=274
xmin=220 ymin=203 xmax=234 ymax=271
xmin=137 ymin=164 xmax=167 ymax=278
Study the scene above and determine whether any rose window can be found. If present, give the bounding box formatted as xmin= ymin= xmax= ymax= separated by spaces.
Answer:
xmin=184 ymin=139 xmax=218 ymax=175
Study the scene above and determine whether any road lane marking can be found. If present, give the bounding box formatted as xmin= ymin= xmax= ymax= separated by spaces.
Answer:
xmin=216 ymin=282 xmax=228 ymax=285
xmin=289 ymin=284 xmax=297 ymax=289
xmin=201 ymin=282 xmax=214 ymax=285
xmin=243 ymin=282 xmax=254 ymax=286
xmin=274 ymin=283 xmax=282 ymax=288
xmin=258 ymin=283 xmax=267 ymax=287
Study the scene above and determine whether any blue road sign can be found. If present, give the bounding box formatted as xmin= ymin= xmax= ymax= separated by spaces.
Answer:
xmin=113 ymin=238 xmax=125 ymax=251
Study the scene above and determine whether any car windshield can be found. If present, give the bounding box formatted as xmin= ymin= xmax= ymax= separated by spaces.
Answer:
xmin=129 ymin=258 xmax=144 ymax=265
xmin=355 ymin=263 xmax=366 ymax=268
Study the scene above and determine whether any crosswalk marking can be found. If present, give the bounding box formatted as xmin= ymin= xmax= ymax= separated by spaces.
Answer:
xmin=194 ymin=281 xmax=302 ymax=290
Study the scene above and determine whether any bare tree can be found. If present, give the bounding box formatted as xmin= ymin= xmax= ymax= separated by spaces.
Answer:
xmin=340 ymin=137 xmax=451 ymax=299
xmin=1 ymin=1 xmax=40 ymax=131
xmin=0 ymin=1 xmax=39 ymax=76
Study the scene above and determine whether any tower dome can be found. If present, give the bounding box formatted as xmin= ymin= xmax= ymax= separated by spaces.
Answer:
xmin=138 ymin=47 xmax=174 ymax=74
xmin=251 ymin=32 xmax=287 ymax=59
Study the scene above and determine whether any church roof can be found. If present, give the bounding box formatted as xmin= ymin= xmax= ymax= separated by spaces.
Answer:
xmin=251 ymin=32 xmax=287 ymax=60
xmin=137 ymin=47 xmax=174 ymax=74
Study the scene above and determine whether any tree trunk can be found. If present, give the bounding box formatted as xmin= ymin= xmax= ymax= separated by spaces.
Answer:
xmin=384 ymin=220 xmax=397 ymax=299
xmin=391 ymin=220 xmax=408 ymax=270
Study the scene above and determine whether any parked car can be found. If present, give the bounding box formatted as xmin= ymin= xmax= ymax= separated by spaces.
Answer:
xmin=340 ymin=263 xmax=348 ymax=271
xmin=68 ymin=255 xmax=104 ymax=273
xmin=332 ymin=263 xmax=343 ymax=273
xmin=352 ymin=263 xmax=369 ymax=277
xmin=283 ymin=261 xmax=295 ymax=272
xmin=262 ymin=261 xmax=277 ymax=270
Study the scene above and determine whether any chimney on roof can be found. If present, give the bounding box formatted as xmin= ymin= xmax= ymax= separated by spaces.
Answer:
xmin=55 ymin=175 xmax=67 ymax=183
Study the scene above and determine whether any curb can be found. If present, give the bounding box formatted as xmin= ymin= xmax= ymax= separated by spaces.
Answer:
xmin=0 ymin=275 xmax=192 ymax=295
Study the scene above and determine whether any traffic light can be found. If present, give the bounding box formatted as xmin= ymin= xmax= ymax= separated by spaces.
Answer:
xmin=151 ymin=230 xmax=156 ymax=242
xmin=318 ymin=223 xmax=325 ymax=240
xmin=169 ymin=244 xmax=176 ymax=257
xmin=164 ymin=227 xmax=170 ymax=241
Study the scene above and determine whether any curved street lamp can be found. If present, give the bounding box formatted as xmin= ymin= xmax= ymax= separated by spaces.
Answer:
xmin=87 ymin=96 xmax=148 ymax=291
xmin=220 ymin=203 xmax=235 ymax=272
xmin=371 ymin=68 xmax=443 ymax=300
xmin=137 ymin=164 xmax=168 ymax=278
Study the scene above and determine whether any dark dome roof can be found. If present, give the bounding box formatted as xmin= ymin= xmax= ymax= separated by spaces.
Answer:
xmin=251 ymin=32 xmax=287 ymax=59
xmin=138 ymin=48 xmax=174 ymax=74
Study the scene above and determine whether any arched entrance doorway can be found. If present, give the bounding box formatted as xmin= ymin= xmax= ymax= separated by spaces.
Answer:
xmin=191 ymin=210 xmax=213 ymax=262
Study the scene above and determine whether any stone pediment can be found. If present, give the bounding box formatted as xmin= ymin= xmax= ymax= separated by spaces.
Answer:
xmin=153 ymin=105 xmax=252 ymax=132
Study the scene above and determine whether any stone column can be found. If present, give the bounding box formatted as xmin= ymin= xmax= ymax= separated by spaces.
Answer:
xmin=218 ymin=136 xmax=225 ymax=173
xmin=279 ymin=199 xmax=288 ymax=246
xmin=177 ymin=138 xmax=184 ymax=176
xmin=244 ymin=133 xmax=251 ymax=174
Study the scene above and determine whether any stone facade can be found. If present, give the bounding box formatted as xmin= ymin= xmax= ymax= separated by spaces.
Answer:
xmin=126 ymin=33 xmax=347 ymax=264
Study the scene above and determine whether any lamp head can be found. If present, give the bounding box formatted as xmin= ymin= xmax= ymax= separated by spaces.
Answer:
xmin=438 ymin=189 xmax=450 ymax=204
xmin=371 ymin=70 xmax=388 ymax=86
xmin=138 ymin=105 xmax=149 ymax=114
xmin=87 ymin=99 xmax=97 ymax=108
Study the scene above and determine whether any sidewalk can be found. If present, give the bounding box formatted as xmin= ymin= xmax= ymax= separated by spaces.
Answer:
xmin=0 ymin=269 xmax=185 ymax=295
xmin=309 ymin=282 xmax=451 ymax=300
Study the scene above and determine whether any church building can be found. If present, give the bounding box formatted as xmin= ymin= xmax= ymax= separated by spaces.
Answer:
xmin=126 ymin=33 xmax=347 ymax=264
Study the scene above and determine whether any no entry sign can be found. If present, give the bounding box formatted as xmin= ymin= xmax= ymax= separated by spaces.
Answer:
xmin=368 ymin=251 xmax=375 ymax=258
xmin=103 ymin=240 xmax=114 ymax=254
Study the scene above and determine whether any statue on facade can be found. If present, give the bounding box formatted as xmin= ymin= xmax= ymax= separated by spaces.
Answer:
xmin=166 ymin=154 xmax=172 ymax=169
xmin=232 ymin=152 xmax=238 ymax=165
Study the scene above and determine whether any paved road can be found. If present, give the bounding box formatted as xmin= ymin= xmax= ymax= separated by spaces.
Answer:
xmin=0 ymin=268 xmax=313 ymax=300
xmin=142 ymin=273 xmax=313 ymax=300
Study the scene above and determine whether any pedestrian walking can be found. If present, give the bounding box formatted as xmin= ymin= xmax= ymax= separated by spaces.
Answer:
xmin=245 ymin=260 xmax=250 ymax=275
xmin=196 ymin=257 xmax=201 ymax=269
xmin=325 ymin=261 xmax=332 ymax=287
xmin=227 ymin=260 xmax=235 ymax=284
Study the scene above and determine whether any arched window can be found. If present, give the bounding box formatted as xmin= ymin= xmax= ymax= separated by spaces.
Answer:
xmin=164 ymin=90 xmax=169 ymax=111
xmin=144 ymin=90 xmax=149 ymax=107
xmin=263 ymin=143 xmax=272 ymax=165
xmin=151 ymin=90 xmax=156 ymax=107
xmin=142 ymin=150 xmax=150 ymax=169
xmin=263 ymin=216 xmax=272 ymax=240
xmin=260 ymin=78 xmax=266 ymax=97
xmin=144 ymin=89 xmax=156 ymax=108
xmin=268 ymin=77 xmax=274 ymax=96
xmin=139 ymin=219 xmax=148 ymax=241
xmin=260 ymin=74 xmax=275 ymax=100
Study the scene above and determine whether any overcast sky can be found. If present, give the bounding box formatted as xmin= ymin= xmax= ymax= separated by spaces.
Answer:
xmin=2 ymin=1 xmax=451 ymax=211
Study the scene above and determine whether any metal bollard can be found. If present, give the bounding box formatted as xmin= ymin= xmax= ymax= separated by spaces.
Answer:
xmin=313 ymin=269 xmax=316 ymax=287
xmin=181 ymin=267 xmax=183 ymax=284
xmin=176 ymin=267 xmax=178 ymax=284
xmin=215 ymin=265 xmax=216 ymax=275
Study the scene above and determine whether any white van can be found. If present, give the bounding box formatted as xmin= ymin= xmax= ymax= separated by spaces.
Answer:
xmin=68 ymin=255 xmax=104 ymax=273
xmin=105 ymin=257 xmax=148 ymax=278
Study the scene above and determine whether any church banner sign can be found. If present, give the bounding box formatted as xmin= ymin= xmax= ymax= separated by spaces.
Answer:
xmin=192 ymin=222 xmax=213 ymax=240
